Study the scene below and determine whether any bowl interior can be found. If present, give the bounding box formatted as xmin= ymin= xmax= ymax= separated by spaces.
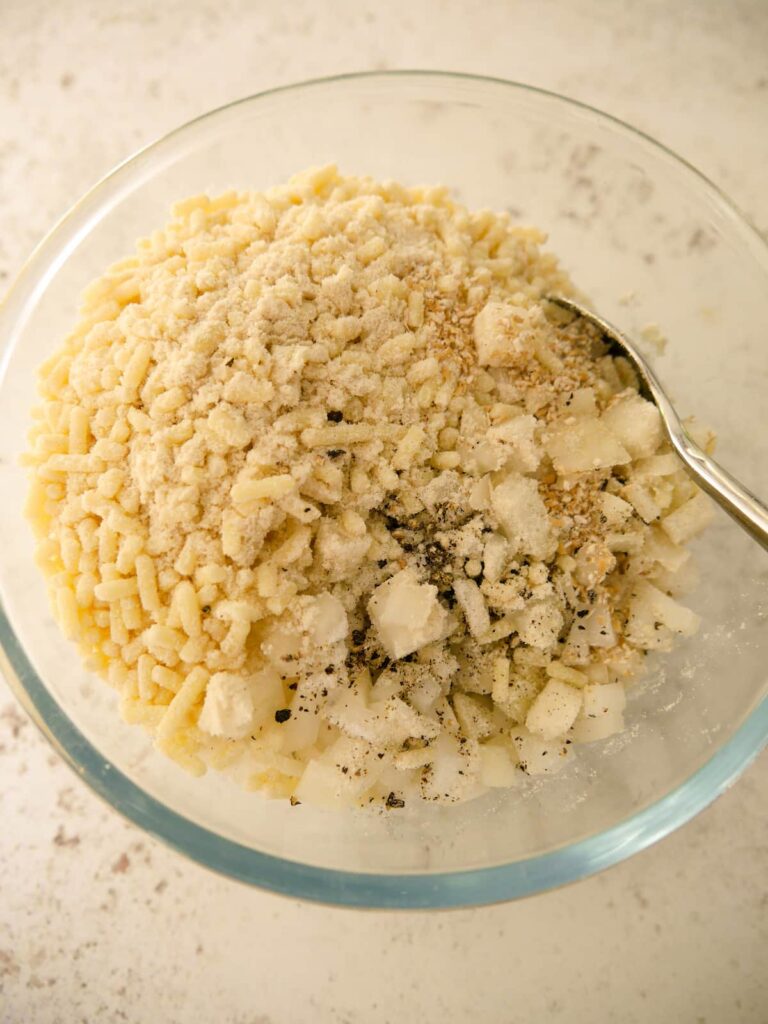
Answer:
xmin=1 ymin=73 xmax=766 ymax=904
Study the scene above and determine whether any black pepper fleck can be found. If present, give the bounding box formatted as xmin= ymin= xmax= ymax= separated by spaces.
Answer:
xmin=274 ymin=709 xmax=292 ymax=723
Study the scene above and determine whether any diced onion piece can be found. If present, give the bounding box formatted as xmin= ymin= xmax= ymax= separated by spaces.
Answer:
xmin=571 ymin=683 xmax=626 ymax=743
xmin=579 ymin=603 xmax=617 ymax=649
xmin=496 ymin=674 xmax=540 ymax=723
xmin=478 ymin=741 xmax=520 ymax=787
xmin=511 ymin=728 xmax=574 ymax=776
xmin=602 ymin=394 xmax=663 ymax=458
xmin=599 ymin=491 xmax=634 ymax=526
xmin=661 ymin=492 xmax=714 ymax=544
xmin=453 ymin=692 xmax=495 ymax=740
xmin=631 ymin=526 xmax=690 ymax=574
xmin=294 ymin=738 xmax=387 ymax=808
xmin=625 ymin=580 xmax=700 ymax=649
xmin=368 ymin=568 xmax=450 ymax=660
xmin=482 ymin=532 xmax=508 ymax=582
xmin=513 ymin=599 xmax=563 ymax=650
xmin=198 ymin=672 xmax=254 ymax=740
xmin=485 ymin=414 xmax=541 ymax=473
xmin=546 ymin=417 xmax=630 ymax=474
xmin=452 ymin=578 xmax=491 ymax=639
xmin=420 ymin=733 xmax=481 ymax=802
xmin=622 ymin=481 xmax=661 ymax=523
xmin=491 ymin=473 xmax=555 ymax=561
xmin=634 ymin=453 xmax=680 ymax=478
xmin=473 ymin=301 xmax=543 ymax=367
xmin=525 ymin=678 xmax=583 ymax=740
xmin=547 ymin=662 xmax=588 ymax=688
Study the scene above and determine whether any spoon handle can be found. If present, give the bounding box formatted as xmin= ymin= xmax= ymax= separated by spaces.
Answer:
xmin=667 ymin=429 xmax=768 ymax=553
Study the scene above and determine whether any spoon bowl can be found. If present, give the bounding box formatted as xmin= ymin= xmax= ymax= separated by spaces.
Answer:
xmin=548 ymin=295 xmax=768 ymax=554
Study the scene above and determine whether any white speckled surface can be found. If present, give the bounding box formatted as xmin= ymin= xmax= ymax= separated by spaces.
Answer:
xmin=1 ymin=2 xmax=766 ymax=1021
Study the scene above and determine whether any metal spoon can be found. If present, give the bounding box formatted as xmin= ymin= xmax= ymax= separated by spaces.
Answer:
xmin=547 ymin=295 xmax=768 ymax=553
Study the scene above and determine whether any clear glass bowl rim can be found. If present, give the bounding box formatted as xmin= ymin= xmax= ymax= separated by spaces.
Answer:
xmin=1 ymin=70 xmax=766 ymax=909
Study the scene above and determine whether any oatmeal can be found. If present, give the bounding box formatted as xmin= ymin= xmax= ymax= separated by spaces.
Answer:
xmin=24 ymin=166 xmax=712 ymax=807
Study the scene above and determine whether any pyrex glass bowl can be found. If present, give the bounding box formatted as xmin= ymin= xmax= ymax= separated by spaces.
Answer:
xmin=1 ymin=72 xmax=766 ymax=909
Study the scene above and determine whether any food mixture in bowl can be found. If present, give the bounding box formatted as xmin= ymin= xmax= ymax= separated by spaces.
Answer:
xmin=24 ymin=166 xmax=713 ymax=808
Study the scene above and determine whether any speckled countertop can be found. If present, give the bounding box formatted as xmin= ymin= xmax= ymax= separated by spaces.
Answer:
xmin=1 ymin=2 xmax=766 ymax=1022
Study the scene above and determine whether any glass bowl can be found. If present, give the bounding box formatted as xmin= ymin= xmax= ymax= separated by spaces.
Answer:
xmin=1 ymin=71 xmax=766 ymax=909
